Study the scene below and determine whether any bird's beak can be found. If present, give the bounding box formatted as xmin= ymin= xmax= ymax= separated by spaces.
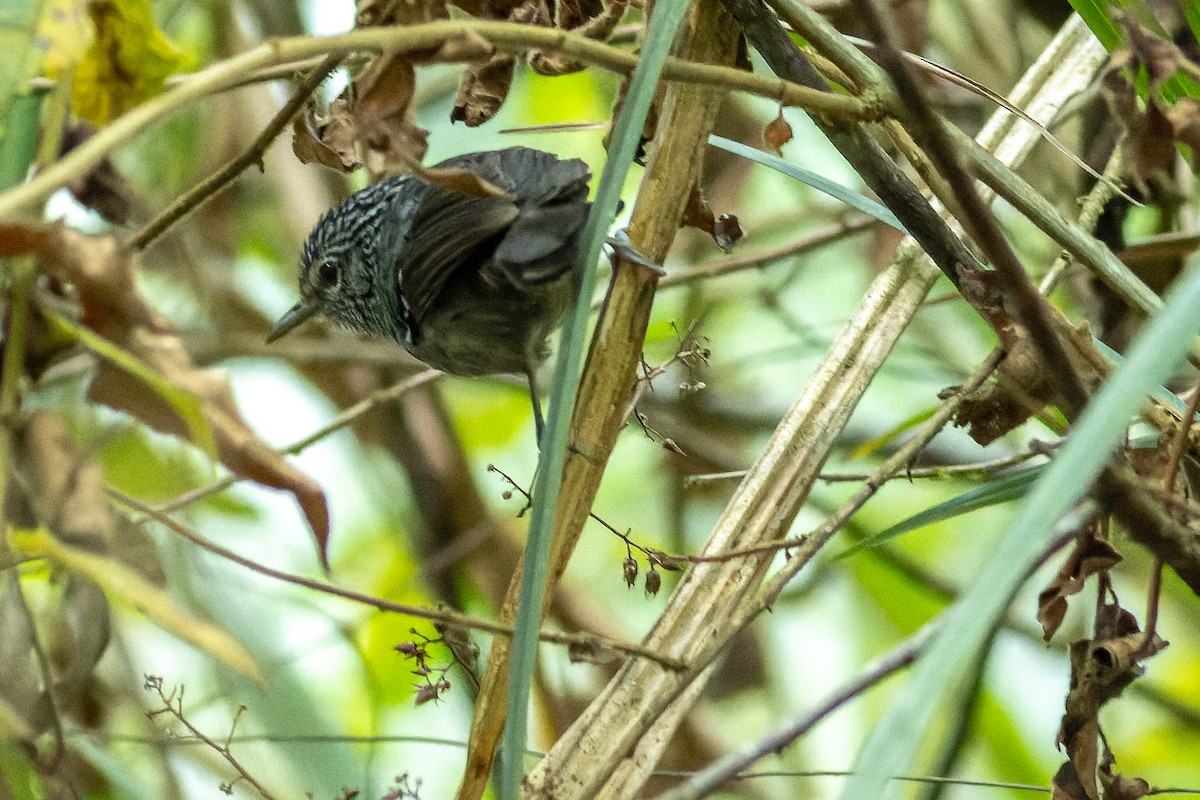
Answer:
xmin=267 ymin=301 xmax=321 ymax=342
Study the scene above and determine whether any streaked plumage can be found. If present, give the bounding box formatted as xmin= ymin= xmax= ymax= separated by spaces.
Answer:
xmin=269 ymin=147 xmax=592 ymax=435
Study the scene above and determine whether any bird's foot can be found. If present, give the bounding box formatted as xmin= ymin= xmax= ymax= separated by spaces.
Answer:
xmin=606 ymin=229 xmax=665 ymax=275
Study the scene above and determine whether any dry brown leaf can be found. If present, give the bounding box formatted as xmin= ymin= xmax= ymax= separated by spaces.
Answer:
xmin=0 ymin=221 xmax=52 ymax=258
xmin=1105 ymin=773 xmax=1150 ymax=800
xmin=681 ymin=183 xmax=743 ymax=253
xmin=350 ymin=55 xmax=430 ymax=178
xmin=1126 ymin=94 xmax=1176 ymax=181
xmin=530 ymin=0 xmax=628 ymax=75
xmin=1102 ymin=18 xmax=1200 ymax=183
xmin=1052 ymin=762 xmax=1091 ymax=800
xmin=33 ymin=226 xmax=330 ymax=565
xmin=1118 ymin=12 xmax=1190 ymax=89
xmin=559 ymin=0 xmax=605 ymax=29
xmin=21 ymin=412 xmax=117 ymax=551
xmin=358 ymin=0 xmax=449 ymax=26
xmin=954 ymin=332 xmax=1050 ymax=445
xmin=292 ymin=98 xmax=360 ymax=173
xmin=1127 ymin=445 xmax=1190 ymax=498
xmin=1166 ymin=97 xmax=1200 ymax=172
xmin=1057 ymin=604 xmax=1166 ymax=800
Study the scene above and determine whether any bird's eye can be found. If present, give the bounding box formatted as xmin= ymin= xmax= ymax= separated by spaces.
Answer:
xmin=315 ymin=260 xmax=340 ymax=289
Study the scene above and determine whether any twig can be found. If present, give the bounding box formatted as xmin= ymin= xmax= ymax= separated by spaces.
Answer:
xmin=1038 ymin=146 xmax=1126 ymax=295
xmin=488 ymin=464 xmax=673 ymax=569
xmin=1139 ymin=379 xmax=1200 ymax=653
xmin=143 ymin=676 xmax=279 ymax=800
xmin=685 ymin=448 xmax=1046 ymax=486
xmin=698 ymin=349 xmax=1004 ymax=568
xmin=654 ymin=216 xmax=876 ymax=292
xmin=129 ymin=52 xmax=344 ymax=250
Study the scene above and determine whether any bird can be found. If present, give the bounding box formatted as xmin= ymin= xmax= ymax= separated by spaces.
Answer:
xmin=267 ymin=147 xmax=592 ymax=439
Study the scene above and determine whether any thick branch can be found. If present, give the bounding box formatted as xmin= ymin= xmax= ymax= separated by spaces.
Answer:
xmin=0 ymin=19 xmax=868 ymax=220
xmin=849 ymin=0 xmax=1089 ymax=413
xmin=725 ymin=0 xmax=986 ymax=292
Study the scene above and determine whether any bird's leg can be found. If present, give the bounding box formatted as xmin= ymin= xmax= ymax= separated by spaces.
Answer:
xmin=526 ymin=368 xmax=546 ymax=446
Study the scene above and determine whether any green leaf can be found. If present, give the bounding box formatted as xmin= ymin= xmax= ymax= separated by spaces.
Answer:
xmin=709 ymin=134 xmax=907 ymax=232
xmin=0 ymin=0 xmax=47 ymax=189
xmin=835 ymin=465 xmax=1044 ymax=560
xmin=1067 ymin=0 xmax=1122 ymax=50
xmin=0 ymin=738 xmax=43 ymax=800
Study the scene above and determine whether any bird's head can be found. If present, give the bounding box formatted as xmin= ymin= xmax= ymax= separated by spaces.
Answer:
xmin=268 ymin=185 xmax=401 ymax=343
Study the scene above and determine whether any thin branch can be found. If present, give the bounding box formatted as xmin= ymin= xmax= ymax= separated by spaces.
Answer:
xmin=129 ymin=52 xmax=344 ymax=250
xmin=706 ymin=349 xmax=1003 ymax=570
xmin=649 ymin=626 xmax=931 ymax=800
xmin=725 ymin=0 xmax=987 ymax=293
xmin=151 ymin=369 xmax=440 ymax=517
xmin=1038 ymin=146 xmax=1127 ymax=295
xmin=655 ymin=217 xmax=876 ymax=291
xmin=685 ymin=448 xmax=1045 ymax=486
xmin=1140 ymin=379 xmax=1200 ymax=649
xmin=108 ymin=489 xmax=685 ymax=670
xmin=849 ymin=0 xmax=1088 ymax=414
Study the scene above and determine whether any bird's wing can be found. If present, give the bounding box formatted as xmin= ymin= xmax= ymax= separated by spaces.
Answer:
xmin=394 ymin=186 xmax=519 ymax=325
xmin=494 ymin=202 xmax=590 ymax=284
xmin=435 ymin=148 xmax=591 ymax=285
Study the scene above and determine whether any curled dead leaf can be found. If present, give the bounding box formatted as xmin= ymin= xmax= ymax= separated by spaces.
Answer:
xmin=1057 ymin=603 xmax=1166 ymax=800
xmin=292 ymin=98 xmax=360 ymax=173
xmin=681 ymin=183 xmax=743 ymax=253
xmin=531 ymin=0 xmax=627 ymax=74
xmin=351 ymin=54 xmax=430 ymax=178
xmin=1037 ymin=533 xmax=1122 ymax=641
xmin=452 ymin=52 xmax=517 ymax=128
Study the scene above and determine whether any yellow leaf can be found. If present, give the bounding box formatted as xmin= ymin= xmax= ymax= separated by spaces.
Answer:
xmin=71 ymin=0 xmax=187 ymax=125
xmin=38 ymin=0 xmax=92 ymax=79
